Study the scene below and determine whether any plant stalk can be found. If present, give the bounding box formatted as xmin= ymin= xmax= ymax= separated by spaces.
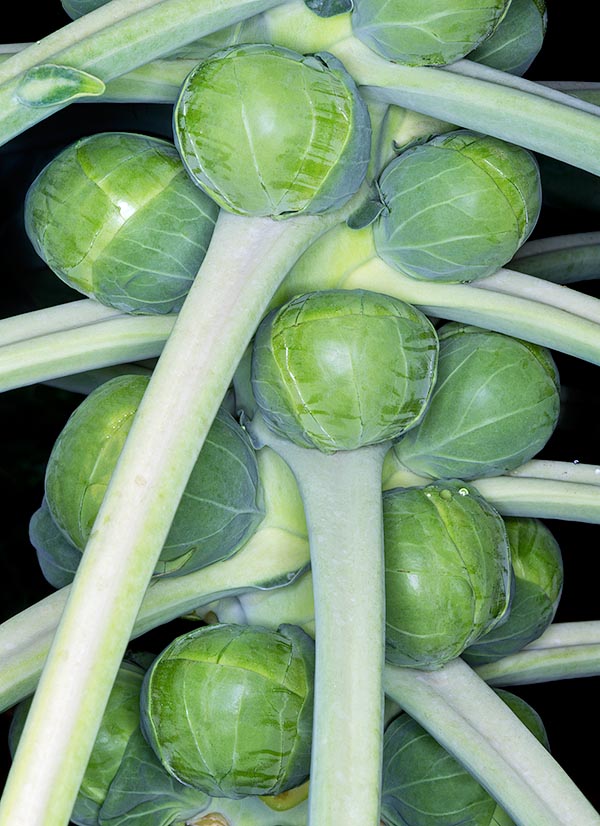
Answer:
xmin=383 ymin=658 xmax=600 ymax=826
xmin=250 ymin=415 xmax=387 ymax=826
xmin=0 ymin=204 xmax=334 ymax=826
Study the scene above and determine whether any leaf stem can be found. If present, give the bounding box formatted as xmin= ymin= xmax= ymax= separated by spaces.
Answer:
xmin=0 ymin=205 xmax=333 ymax=826
xmin=383 ymin=658 xmax=600 ymax=826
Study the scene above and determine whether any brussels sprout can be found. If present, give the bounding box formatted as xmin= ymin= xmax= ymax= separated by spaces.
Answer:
xmin=373 ymin=130 xmax=541 ymax=282
xmin=251 ymin=289 xmax=438 ymax=452
xmin=61 ymin=0 xmax=102 ymax=16
xmin=351 ymin=0 xmax=511 ymax=66
xmin=383 ymin=480 xmax=512 ymax=669
xmin=10 ymin=660 xmax=145 ymax=826
xmin=174 ymin=44 xmax=371 ymax=218
xmin=381 ymin=688 xmax=548 ymax=826
xmin=464 ymin=517 xmax=564 ymax=665
xmin=469 ymin=0 xmax=547 ymax=76
xmin=392 ymin=323 xmax=560 ymax=480
xmin=140 ymin=623 xmax=315 ymax=798
xmin=29 ymin=498 xmax=82 ymax=589
xmin=44 ymin=374 xmax=264 ymax=577
xmin=25 ymin=132 xmax=218 ymax=314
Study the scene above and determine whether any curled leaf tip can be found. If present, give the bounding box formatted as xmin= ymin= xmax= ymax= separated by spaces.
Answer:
xmin=16 ymin=63 xmax=105 ymax=107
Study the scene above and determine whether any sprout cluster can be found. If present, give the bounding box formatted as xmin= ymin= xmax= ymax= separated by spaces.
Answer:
xmin=43 ymin=374 xmax=264 ymax=578
xmin=374 ymin=130 xmax=541 ymax=282
xmin=384 ymin=480 xmax=512 ymax=669
xmin=25 ymin=133 xmax=218 ymax=314
xmin=174 ymin=44 xmax=371 ymax=218
xmin=252 ymin=289 xmax=439 ymax=452
xmin=141 ymin=623 xmax=315 ymax=798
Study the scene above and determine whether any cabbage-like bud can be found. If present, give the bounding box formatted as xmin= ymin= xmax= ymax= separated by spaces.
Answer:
xmin=381 ymin=688 xmax=548 ymax=826
xmin=469 ymin=0 xmax=547 ymax=76
xmin=373 ymin=130 xmax=541 ymax=282
xmin=252 ymin=289 xmax=438 ymax=452
xmin=10 ymin=660 xmax=145 ymax=826
xmin=392 ymin=323 xmax=560 ymax=480
xmin=463 ymin=517 xmax=563 ymax=665
xmin=140 ymin=623 xmax=315 ymax=797
xmin=384 ymin=480 xmax=512 ymax=669
xmin=174 ymin=44 xmax=371 ymax=218
xmin=352 ymin=0 xmax=511 ymax=66
xmin=44 ymin=375 xmax=264 ymax=577
xmin=25 ymin=132 xmax=218 ymax=314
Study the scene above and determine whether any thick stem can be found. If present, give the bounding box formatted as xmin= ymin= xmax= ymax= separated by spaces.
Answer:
xmin=0 ymin=299 xmax=118 ymax=346
xmin=476 ymin=622 xmax=600 ymax=686
xmin=383 ymin=658 xmax=600 ymax=826
xmin=506 ymin=460 xmax=600 ymax=486
xmin=0 ymin=0 xmax=290 ymax=146
xmin=250 ymin=416 xmax=387 ymax=826
xmin=0 ymin=206 xmax=331 ymax=826
xmin=331 ymin=37 xmax=600 ymax=176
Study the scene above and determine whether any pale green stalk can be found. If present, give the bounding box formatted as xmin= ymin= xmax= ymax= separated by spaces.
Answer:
xmin=0 ymin=0 xmax=290 ymax=146
xmin=0 ymin=444 xmax=309 ymax=713
xmin=0 ymin=201 xmax=343 ymax=825
xmin=383 ymin=658 xmax=600 ymax=826
xmin=472 ymin=477 xmax=600 ymax=523
xmin=512 ymin=233 xmax=600 ymax=284
xmin=0 ymin=299 xmax=118 ymax=346
xmin=0 ymin=313 xmax=173 ymax=393
xmin=330 ymin=37 xmax=600 ymax=176
xmin=250 ymin=415 xmax=387 ymax=826
xmin=506 ymin=460 xmax=600 ymax=486
xmin=476 ymin=622 xmax=600 ymax=686
xmin=44 ymin=362 xmax=155 ymax=394
xmin=339 ymin=254 xmax=600 ymax=366
xmin=539 ymin=82 xmax=600 ymax=106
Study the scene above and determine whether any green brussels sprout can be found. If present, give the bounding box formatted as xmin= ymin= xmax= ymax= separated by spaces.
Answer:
xmin=61 ymin=0 xmax=101 ymax=16
xmin=10 ymin=660 xmax=145 ymax=826
xmin=381 ymin=689 xmax=548 ymax=826
xmin=140 ymin=623 xmax=315 ymax=798
xmin=373 ymin=130 xmax=541 ymax=282
xmin=351 ymin=0 xmax=511 ymax=66
xmin=44 ymin=374 xmax=264 ymax=577
xmin=391 ymin=323 xmax=560 ymax=480
xmin=174 ymin=44 xmax=371 ymax=218
xmin=469 ymin=0 xmax=547 ymax=76
xmin=25 ymin=132 xmax=218 ymax=314
xmin=464 ymin=517 xmax=564 ymax=665
xmin=384 ymin=480 xmax=512 ymax=669
xmin=29 ymin=498 xmax=82 ymax=589
xmin=251 ymin=289 xmax=439 ymax=452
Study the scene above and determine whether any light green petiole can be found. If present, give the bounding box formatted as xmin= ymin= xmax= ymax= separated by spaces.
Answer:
xmin=476 ymin=622 xmax=600 ymax=685
xmin=0 ymin=198 xmax=347 ymax=825
xmin=472 ymin=476 xmax=600 ymax=523
xmin=249 ymin=414 xmax=387 ymax=826
xmin=512 ymin=233 xmax=600 ymax=284
xmin=383 ymin=658 xmax=600 ymax=826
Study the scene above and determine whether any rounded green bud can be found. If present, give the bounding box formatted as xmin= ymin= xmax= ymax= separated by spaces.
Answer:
xmin=469 ymin=0 xmax=547 ymax=76
xmin=381 ymin=689 xmax=548 ymax=826
xmin=464 ymin=517 xmax=563 ymax=665
xmin=392 ymin=323 xmax=560 ymax=480
xmin=252 ymin=289 xmax=438 ymax=452
xmin=44 ymin=375 xmax=264 ymax=577
xmin=373 ymin=130 xmax=541 ymax=282
xmin=384 ymin=480 xmax=512 ymax=669
xmin=352 ymin=0 xmax=511 ymax=66
xmin=174 ymin=44 xmax=371 ymax=218
xmin=29 ymin=498 xmax=82 ymax=589
xmin=10 ymin=660 xmax=145 ymax=825
xmin=25 ymin=132 xmax=218 ymax=314
xmin=61 ymin=0 xmax=101 ymax=16
xmin=140 ymin=623 xmax=315 ymax=797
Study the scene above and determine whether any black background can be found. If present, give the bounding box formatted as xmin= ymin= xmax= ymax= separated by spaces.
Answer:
xmin=1 ymin=0 xmax=599 ymax=820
